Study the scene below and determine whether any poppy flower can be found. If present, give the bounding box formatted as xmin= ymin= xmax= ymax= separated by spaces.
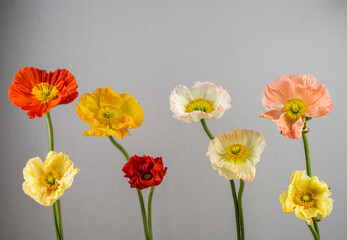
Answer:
xmin=280 ymin=170 xmax=333 ymax=224
xmin=22 ymin=151 xmax=80 ymax=206
xmin=170 ymin=82 xmax=231 ymax=123
xmin=206 ymin=129 xmax=266 ymax=181
xmin=259 ymin=74 xmax=333 ymax=139
xmin=8 ymin=66 xmax=78 ymax=119
xmin=122 ymin=155 xmax=167 ymax=190
xmin=76 ymin=87 xmax=144 ymax=139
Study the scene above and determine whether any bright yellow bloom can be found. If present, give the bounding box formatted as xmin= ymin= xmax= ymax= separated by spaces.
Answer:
xmin=206 ymin=129 xmax=266 ymax=181
xmin=23 ymin=151 xmax=80 ymax=206
xmin=280 ymin=170 xmax=333 ymax=225
xmin=76 ymin=87 xmax=144 ymax=139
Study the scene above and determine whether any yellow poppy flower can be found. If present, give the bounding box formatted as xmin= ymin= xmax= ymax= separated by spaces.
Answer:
xmin=76 ymin=87 xmax=144 ymax=139
xmin=23 ymin=151 xmax=80 ymax=206
xmin=280 ymin=170 xmax=333 ymax=225
xmin=206 ymin=129 xmax=266 ymax=181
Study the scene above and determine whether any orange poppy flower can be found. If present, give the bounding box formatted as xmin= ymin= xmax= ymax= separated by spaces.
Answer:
xmin=8 ymin=66 xmax=78 ymax=119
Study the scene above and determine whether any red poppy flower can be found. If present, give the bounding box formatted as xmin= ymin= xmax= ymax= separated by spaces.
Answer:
xmin=122 ymin=155 xmax=167 ymax=190
xmin=8 ymin=66 xmax=78 ymax=119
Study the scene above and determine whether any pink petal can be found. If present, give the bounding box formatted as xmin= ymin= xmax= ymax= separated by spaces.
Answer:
xmin=259 ymin=110 xmax=282 ymax=120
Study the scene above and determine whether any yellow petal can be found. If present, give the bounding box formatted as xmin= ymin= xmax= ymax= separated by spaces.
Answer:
xmin=83 ymin=127 xmax=130 ymax=139
xmin=308 ymin=176 xmax=331 ymax=198
xmin=100 ymin=87 xmax=122 ymax=108
xmin=119 ymin=93 xmax=144 ymax=129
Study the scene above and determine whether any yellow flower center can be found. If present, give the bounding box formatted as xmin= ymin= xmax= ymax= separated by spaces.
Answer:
xmin=42 ymin=172 xmax=60 ymax=190
xmin=97 ymin=107 xmax=120 ymax=124
xmin=32 ymin=83 xmax=59 ymax=103
xmin=185 ymin=98 xmax=215 ymax=113
xmin=283 ymin=98 xmax=307 ymax=120
xmin=226 ymin=144 xmax=248 ymax=161
xmin=294 ymin=190 xmax=315 ymax=208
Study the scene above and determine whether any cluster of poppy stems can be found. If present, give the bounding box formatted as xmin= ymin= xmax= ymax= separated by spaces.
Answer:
xmin=9 ymin=66 xmax=333 ymax=240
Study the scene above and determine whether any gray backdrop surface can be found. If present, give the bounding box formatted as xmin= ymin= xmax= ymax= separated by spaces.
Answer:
xmin=1 ymin=0 xmax=346 ymax=239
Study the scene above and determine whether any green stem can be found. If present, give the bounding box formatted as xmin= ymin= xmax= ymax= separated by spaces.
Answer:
xmin=238 ymin=180 xmax=245 ymax=240
xmin=52 ymin=203 xmax=61 ymax=240
xmin=108 ymin=136 xmax=130 ymax=160
xmin=108 ymin=136 xmax=150 ymax=240
xmin=308 ymin=224 xmax=320 ymax=240
xmin=46 ymin=113 xmax=63 ymax=240
xmin=230 ymin=180 xmax=241 ymax=240
xmin=199 ymin=119 xmax=241 ymax=240
xmin=137 ymin=189 xmax=150 ymax=240
xmin=200 ymin=119 xmax=214 ymax=140
xmin=302 ymin=132 xmax=311 ymax=177
xmin=302 ymin=131 xmax=320 ymax=237
xmin=148 ymin=187 xmax=155 ymax=240
xmin=56 ymin=199 xmax=64 ymax=240
xmin=313 ymin=220 xmax=320 ymax=238
xmin=46 ymin=112 xmax=54 ymax=151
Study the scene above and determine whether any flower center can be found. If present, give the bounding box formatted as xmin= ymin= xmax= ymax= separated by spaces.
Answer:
xmin=294 ymin=190 xmax=315 ymax=208
xmin=32 ymin=83 xmax=59 ymax=103
xmin=185 ymin=98 xmax=215 ymax=113
xmin=226 ymin=144 xmax=248 ymax=161
xmin=283 ymin=98 xmax=307 ymax=120
xmin=42 ymin=172 xmax=60 ymax=190
xmin=141 ymin=172 xmax=153 ymax=180
xmin=97 ymin=107 xmax=119 ymax=124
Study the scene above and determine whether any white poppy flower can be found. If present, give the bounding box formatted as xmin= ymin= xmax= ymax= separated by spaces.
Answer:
xmin=169 ymin=82 xmax=231 ymax=123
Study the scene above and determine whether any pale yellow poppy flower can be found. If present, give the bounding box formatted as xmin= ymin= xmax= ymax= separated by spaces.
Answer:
xmin=280 ymin=170 xmax=333 ymax=224
xmin=23 ymin=151 xmax=79 ymax=206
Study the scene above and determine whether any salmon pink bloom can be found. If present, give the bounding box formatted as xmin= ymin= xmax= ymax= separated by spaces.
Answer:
xmin=122 ymin=155 xmax=167 ymax=190
xmin=8 ymin=66 xmax=78 ymax=119
xmin=170 ymin=82 xmax=231 ymax=123
xmin=259 ymin=74 xmax=333 ymax=139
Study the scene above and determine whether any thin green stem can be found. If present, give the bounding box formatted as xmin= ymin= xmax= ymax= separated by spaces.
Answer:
xmin=56 ymin=199 xmax=64 ymax=240
xmin=137 ymin=189 xmax=150 ymax=240
xmin=230 ymin=180 xmax=241 ymax=240
xmin=313 ymin=220 xmax=320 ymax=238
xmin=308 ymin=224 xmax=320 ymax=240
xmin=46 ymin=113 xmax=63 ymax=239
xmin=238 ymin=180 xmax=245 ymax=240
xmin=302 ymin=131 xmax=320 ymax=237
xmin=108 ymin=136 xmax=150 ymax=240
xmin=200 ymin=119 xmax=214 ymax=140
xmin=46 ymin=112 xmax=54 ymax=151
xmin=52 ymin=203 xmax=61 ymax=240
xmin=147 ymin=187 xmax=155 ymax=240
xmin=302 ymin=132 xmax=311 ymax=177
xmin=108 ymin=136 xmax=130 ymax=160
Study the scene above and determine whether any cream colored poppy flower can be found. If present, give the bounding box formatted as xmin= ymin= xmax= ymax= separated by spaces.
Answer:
xmin=23 ymin=151 xmax=80 ymax=206
xmin=280 ymin=170 xmax=333 ymax=225
xmin=206 ymin=129 xmax=266 ymax=181
xmin=170 ymin=82 xmax=231 ymax=123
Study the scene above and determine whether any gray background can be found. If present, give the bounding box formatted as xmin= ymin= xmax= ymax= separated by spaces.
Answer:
xmin=1 ymin=0 xmax=346 ymax=239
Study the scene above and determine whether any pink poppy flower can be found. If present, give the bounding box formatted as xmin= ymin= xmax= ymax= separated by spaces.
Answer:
xmin=259 ymin=74 xmax=333 ymax=139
